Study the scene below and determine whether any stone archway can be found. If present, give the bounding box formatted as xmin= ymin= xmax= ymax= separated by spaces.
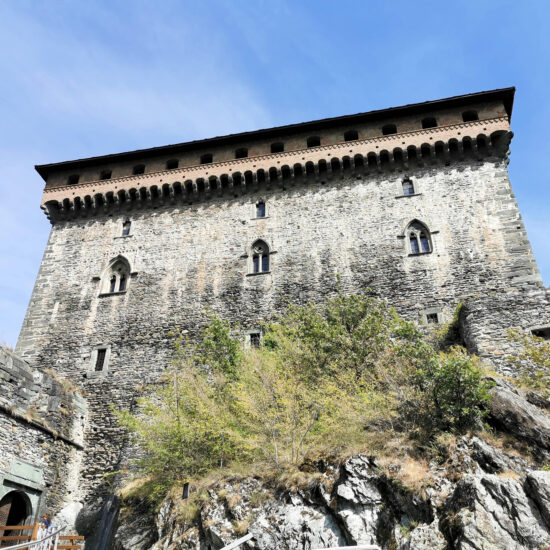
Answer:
xmin=0 ymin=490 xmax=31 ymax=527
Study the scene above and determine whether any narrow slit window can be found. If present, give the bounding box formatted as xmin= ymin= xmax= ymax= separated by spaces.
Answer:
xmin=256 ymin=201 xmax=266 ymax=218
xmin=95 ymin=349 xmax=107 ymax=371
xmin=122 ymin=220 xmax=131 ymax=236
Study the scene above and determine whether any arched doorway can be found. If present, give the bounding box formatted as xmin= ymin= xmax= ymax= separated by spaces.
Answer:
xmin=0 ymin=491 xmax=31 ymax=543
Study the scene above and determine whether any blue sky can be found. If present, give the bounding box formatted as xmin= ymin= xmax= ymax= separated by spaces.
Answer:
xmin=1 ymin=0 xmax=549 ymax=347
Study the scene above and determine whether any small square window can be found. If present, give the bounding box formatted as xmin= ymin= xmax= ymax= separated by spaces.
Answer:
xmin=426 ymin=313 xmax=439 ymax=324
xmin=67 ymin=174 xmax=80 ymax=185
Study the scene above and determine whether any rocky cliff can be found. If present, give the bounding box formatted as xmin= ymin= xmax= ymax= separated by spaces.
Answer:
xmin=110 ymin=378 xmax=550 ymax=550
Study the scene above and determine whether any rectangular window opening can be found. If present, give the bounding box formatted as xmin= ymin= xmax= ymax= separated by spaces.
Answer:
xmin=250 ymin=332 xmax=261 ymax=348
xmin=532 ymin=327 xmax=550 ymax=340
xmin=426 ymin=313 xmax=439 ymax=324
xmin=95 ymin=349 xmax=107 ymax=371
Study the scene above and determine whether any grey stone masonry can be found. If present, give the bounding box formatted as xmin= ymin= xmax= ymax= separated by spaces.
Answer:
xmin=13 ymin=88 xmax=550 ymax=505
xmin=0 ymin=347 xmax=87 ymax=520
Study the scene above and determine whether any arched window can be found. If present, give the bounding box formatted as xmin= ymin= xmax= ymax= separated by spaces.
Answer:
xmin=406 ymin=221 xmax=432 ymax=254
xmin=132 ymin=164 xmax=145 ymax=175
xmin=166 ymin=159 xmax=179 ymax=169
xmin=382 ymin=124 xmax=397 ymax=135
xmin=200 ymin=153 xmax=213 ymax=164
xmin=102 ymin=256 xmax=131 ymax=294
xmin=251 ymin=240 xmax=270 ymax=273
xmin=422 ymin=117 xmax=437 ymax=129
xmin=402 ymin=177 xmax=415 ymax=195
xmin=122 ymin=220 xmax=131 ymax=236
xmin=344 ymin=130 xmax=358 ymax=141
xmin=271 ymin=142 xmax=284 ymax=153
xmin=307 ymin=136 xmax=321 ymax=148
xmin=256 ymin=201 xmax=266 ymax=218
xmin=462 ymin=110 xmax=479 ymax=122
xmin=235 ymin=148 xmax=248 ymax=159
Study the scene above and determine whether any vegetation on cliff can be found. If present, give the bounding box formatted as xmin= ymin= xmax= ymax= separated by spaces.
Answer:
xmin=117 ymin=293 xmax=492 ymax=502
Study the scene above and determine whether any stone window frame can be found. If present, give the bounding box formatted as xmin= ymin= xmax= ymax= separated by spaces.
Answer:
xmin=244 ymin=328 xmax=263 ymax=349
xmin=395 ymin=176 xmax=422 ymax=198
xmin=89 ymin=345 xmax=111 ymax=376
xmin=245 ymin=238 xmax=275 ymax=276
xmin=98 ymin=255 xmax=134 ymax=296
xmin=419 ymin=307 xmax=443 ymax=326
xmin=403 ymin=220 xmax=434 ymax=256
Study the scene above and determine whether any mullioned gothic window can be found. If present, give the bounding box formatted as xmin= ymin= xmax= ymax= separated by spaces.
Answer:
xmin=102 ymin=256 xmax=131 ymax=294
xmin=406 ymin=221 xmax=432 ymax=255
xmin=251 ymin=240 xmax=270 ymax=274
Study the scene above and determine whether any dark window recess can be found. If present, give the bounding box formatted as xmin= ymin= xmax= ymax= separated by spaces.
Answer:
xmin=253 ymin=256 xmax=260 ymax=273
xmin=271 ymin=142 xmax=284 ymax=153
xmin=109 ymin=276 xmax=116 ymax=293
xmin=200 ymin=153 xmax=213 ymax=164
xmin=262 ymin=255 xmax=269 ymax=272
xmin=307 ymin=136 xmax=321 ymax=148
xmin=402 ymin=178 xmax=415 ymax=195
xmin=95 ymin=349 xmax=107 ymax=371
xmin=426 ymin=313 xmax=439 ymax=324
xmin=122 ymin=221 xmax=131 ymax=236
xmin=166 ymin=159 xmax=179 ymax=170
xmin=235 ymin=148 xmax=248 ymax=159
xmin=182 ymin=482 xmax=190 ymax=499
xmin=67 ymin=174 xmax=80 ymax=185
xmin=133 ymin=164 xmax=145 ymax=175
xmin=410 ymin=235 xmax=420 ymax=254
xmin=256 ymin=201 xmax=266 ymax=218
xmin=344 ymin=130 xmax=358 ymax=141
xmin=462 ymin=110 xmax=479 ymax=122
xmin=382 ymin=124 xmax=397 ymax=135
xmin=422 ymin=117 xmax=437 ymax=129
xmin=119 ymin=275 xmax=127 ymax=292
xmin=100 ymin=170 xmax=112 ymax=180
xmin=420 ymin=233 xmax=430 ymax=253
xmin=250 ymin=332 xmax=261 ymax=348
xmin=532 ymin=327 xmax=550 ymax=340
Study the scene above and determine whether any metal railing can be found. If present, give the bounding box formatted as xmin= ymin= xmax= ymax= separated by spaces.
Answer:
xmin=219 ymin=533 xmax=379 ymax=550
xmin=0 ymin=526 xmax=62 ymax=550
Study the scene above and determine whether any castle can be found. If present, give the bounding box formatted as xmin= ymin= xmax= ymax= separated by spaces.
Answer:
xmin=1 ymin=87 xmax=549 ymax=534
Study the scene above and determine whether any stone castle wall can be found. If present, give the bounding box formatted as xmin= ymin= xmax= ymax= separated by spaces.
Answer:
xmin=14 ymin=153 xmax=542 ymax=499
xmin=0 ymin=348 xmax=87 ymax=520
